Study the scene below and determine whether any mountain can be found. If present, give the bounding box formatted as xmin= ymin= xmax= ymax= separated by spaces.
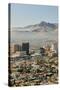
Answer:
xmin=12 ymin=21 xmax=58 ymax=32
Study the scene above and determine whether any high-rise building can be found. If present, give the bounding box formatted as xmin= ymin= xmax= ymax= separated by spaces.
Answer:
xmin=14 ymin=44 xmax=21 ymax=52
xmin=50 ymin=43 xmax=58 ymax=54
xmin=22 ymin=42 xmax=29 ymax=55
xmin=10 ymin=44 xmax=21 ymax=54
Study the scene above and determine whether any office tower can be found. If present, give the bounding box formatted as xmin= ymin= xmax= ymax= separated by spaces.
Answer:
xmin=22 ymin=42 xmax=29 ymax=55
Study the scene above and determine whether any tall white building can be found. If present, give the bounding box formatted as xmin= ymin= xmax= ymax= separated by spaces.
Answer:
xmin=50 ymin=43 xmax=58 ymax=54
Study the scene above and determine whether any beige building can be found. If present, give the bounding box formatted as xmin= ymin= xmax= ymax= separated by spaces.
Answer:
xmin=10 ymin=44 xmax=21 ymax=54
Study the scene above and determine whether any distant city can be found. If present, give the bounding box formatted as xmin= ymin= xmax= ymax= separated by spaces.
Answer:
xmin=9 ymin=4 xmax=58 ymax=87
xmin=9 ymin=41 xmax=58 ymax=86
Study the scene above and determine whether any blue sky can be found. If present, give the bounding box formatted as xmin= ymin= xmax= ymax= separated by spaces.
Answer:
xmin=11 ymin=3 xmax=58 ymax=27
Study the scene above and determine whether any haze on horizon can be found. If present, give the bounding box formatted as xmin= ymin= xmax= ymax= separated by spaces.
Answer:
xmin=10 ymin=3 xmax=58 ymax=28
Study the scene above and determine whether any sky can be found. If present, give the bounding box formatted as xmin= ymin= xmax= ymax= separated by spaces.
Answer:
xmin=10 ymin=3 xmax=58 ymax=27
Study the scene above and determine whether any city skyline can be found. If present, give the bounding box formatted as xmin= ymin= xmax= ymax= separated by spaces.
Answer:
xmin=9 ymin=4 xmax=58 ymax=86
xmin=11 ymin=3 xmax=58 ymax=28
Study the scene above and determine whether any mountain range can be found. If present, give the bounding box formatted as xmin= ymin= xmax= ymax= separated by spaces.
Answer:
xmin=12 ymin=21 xmax=58 ymax=32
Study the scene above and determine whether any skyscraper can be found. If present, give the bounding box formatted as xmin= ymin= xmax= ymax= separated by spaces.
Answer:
xmin=22 ymin=42 xmax=29 ymax=55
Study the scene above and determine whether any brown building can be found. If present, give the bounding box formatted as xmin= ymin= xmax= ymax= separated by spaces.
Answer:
xmin=10 ymin=44 xmax=21 ymax=54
